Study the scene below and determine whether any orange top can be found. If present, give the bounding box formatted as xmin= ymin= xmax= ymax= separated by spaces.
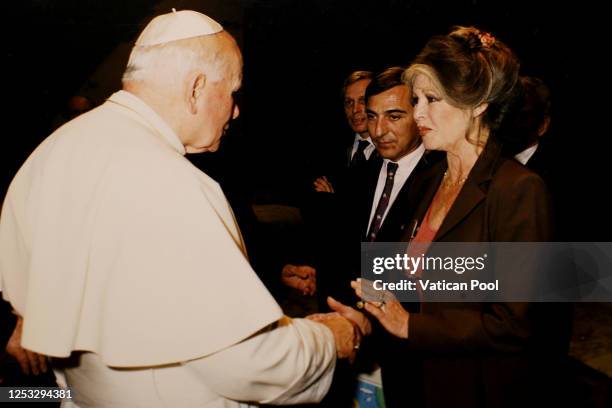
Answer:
xmin=412 ymin=205 xmax=438 ymax=243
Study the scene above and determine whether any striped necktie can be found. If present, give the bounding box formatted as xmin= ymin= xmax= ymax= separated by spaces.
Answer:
xmin=367 ymin=162 xmax=399 ymax=241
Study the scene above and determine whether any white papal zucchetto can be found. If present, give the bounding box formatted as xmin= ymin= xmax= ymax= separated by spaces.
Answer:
xmin=135 ymin=9 xmax=223 ymax=47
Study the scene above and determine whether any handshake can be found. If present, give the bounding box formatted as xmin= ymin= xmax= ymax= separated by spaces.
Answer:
xmin=306 ymin=297 xmax=372 ymax=362
xmin=281 ymin=264 xmax=374 ymax=360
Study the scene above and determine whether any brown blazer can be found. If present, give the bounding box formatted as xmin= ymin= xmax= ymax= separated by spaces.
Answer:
xmin=380 ymin=140 xmax=571 ymax=408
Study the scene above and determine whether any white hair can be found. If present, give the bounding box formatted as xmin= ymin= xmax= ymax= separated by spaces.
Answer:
xmin=122 ymin=34 xmax=237 ymax=86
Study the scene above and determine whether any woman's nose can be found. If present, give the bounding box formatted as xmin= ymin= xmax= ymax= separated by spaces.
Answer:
xmin=413 ymin=100 xmax=426 ymax=121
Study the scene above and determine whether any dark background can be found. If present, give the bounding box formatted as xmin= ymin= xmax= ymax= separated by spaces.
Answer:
xmin=2 ymin=0 xmax=607 ymax=239
xmin=1 ymin=1 xmax=611 ymax=399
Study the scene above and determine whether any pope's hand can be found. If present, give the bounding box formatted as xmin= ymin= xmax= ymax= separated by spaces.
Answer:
xmin=307 ymin=312 xmax=360 ymax=361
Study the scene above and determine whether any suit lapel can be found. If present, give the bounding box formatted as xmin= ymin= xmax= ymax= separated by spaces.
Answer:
xmin=399 ymin=159 xmax=445 ymax=241
xmin=369 ymin=149 xmax=381 ymax=162
xmin=378 ymin=180 xmax=414 ymax=240
xmin=345 ymin=144 xmax=353 ymax=167
xmin=377 ymin=152 xmax=436 ymax=241
xmin=434 ymin=180 xmax=486 ymax=241
xmin=434 ymin=140 xmax=502 ymax=241
xmin=359 ymin=159 xmax=384 ymax=240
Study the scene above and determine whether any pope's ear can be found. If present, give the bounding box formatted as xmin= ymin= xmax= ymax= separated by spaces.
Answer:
xmin=188 ymin=73 xmax=207 ymax=114
xmin=473 ymin=102 xmax=488 ymax=118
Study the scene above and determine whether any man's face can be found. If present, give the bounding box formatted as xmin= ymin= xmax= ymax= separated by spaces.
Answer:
xmin=344 ymin=79 xmax=371 ymax=136
xmin=366 ymin=85 xmax=419 ymax=161
xmin=185 ymin=35 xmax=242 ymax=154
xmin=198 ymin=70 xmax=241 ymax=153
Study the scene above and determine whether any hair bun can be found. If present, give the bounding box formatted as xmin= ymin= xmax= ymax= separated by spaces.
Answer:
xmin=406 ymin=25 xmax=519 ymax=133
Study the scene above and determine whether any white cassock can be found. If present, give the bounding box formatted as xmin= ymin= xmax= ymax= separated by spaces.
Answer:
xmin=0 ymin=90 xmax=335 ymax=407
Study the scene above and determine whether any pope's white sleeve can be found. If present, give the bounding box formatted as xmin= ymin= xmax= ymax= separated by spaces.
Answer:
xmin=185 ymin=316 xmax=336 ymax=405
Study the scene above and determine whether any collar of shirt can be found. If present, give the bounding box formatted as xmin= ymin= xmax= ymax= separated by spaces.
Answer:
xmin=351 ymin=134 xmax=376 ymax=160
xmin=368 ymin=143 xmax=426 ymax=230
xmin=107 ymin=90 xmax=186 ymax=155
xmin=514 ymin=143 xmax=539 ymax=165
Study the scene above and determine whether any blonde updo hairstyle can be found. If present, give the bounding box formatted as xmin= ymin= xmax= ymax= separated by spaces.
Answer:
xmin=403 ymin=26 xmax=520 ymax=146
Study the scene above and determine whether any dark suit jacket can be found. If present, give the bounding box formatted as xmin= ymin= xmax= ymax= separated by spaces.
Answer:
xmin=521 ymin=141 xmax=571 ymax=241
xmin=314 ymin=149 xmax=443 ymax=308
xmin=378 ymin=140 xmax=571 ymax=408
xmin=307 ymin=149 xmax=442 ymax=408
xmin=354 ymin=150 xmax=443 ymax=243
xmin=313 ymin=132 xmax=379 ymax=190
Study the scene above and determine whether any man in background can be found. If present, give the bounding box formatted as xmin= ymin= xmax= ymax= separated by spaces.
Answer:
xmin=314 ymin=70 xmax=378 ymax=193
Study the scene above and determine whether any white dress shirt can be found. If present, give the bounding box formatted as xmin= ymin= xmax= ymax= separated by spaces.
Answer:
xmin=514 ymin=143 xmax=539 ymax=165
xmin=350 ymin=134 xmax=376 ymax=160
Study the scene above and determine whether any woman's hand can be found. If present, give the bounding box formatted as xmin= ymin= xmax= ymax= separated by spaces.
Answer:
xmin=351 ymin=279 xmax=410 ymax=339
xmin=326 ymin=296 xmax=372 ymax=337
